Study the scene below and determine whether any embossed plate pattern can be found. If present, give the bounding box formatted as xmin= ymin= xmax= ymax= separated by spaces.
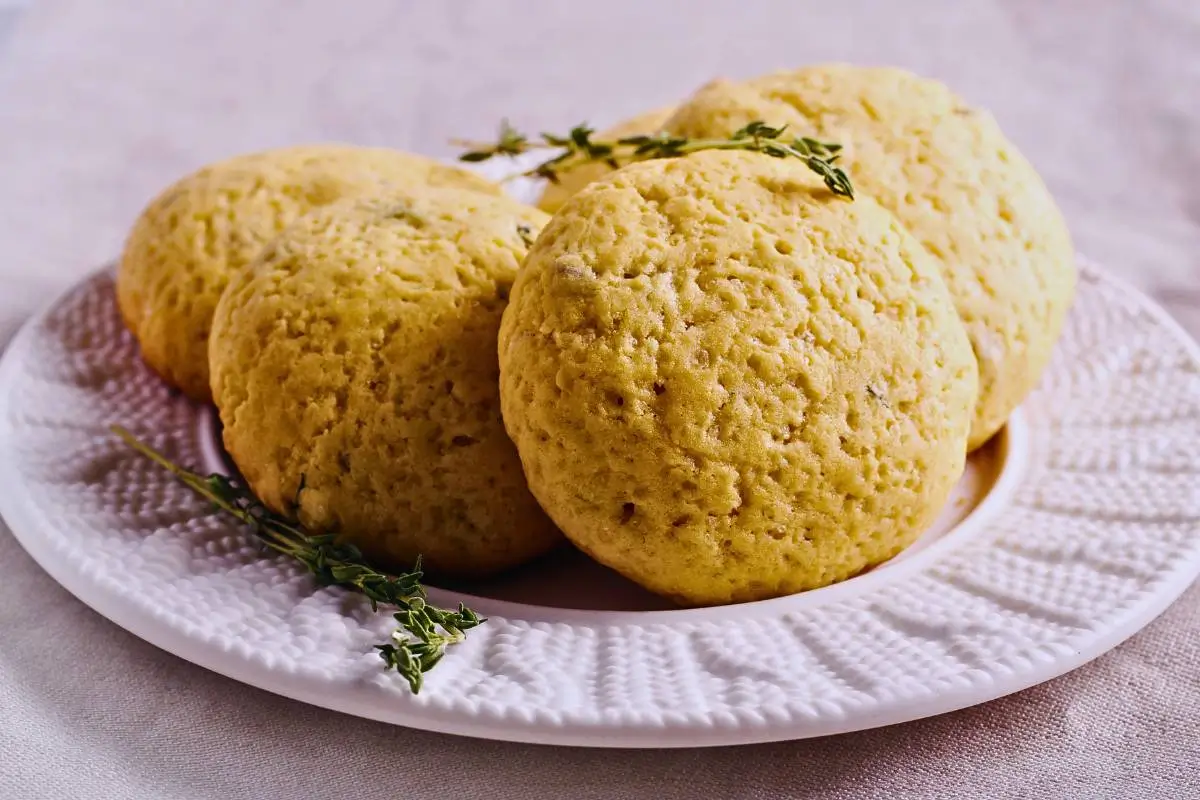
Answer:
xmin=1 ymin=255 xmax=1198 ymax=747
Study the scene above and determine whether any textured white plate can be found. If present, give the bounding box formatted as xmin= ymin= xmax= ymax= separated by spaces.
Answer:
xmin=1 ymin=257 xmax=1198 ymax=747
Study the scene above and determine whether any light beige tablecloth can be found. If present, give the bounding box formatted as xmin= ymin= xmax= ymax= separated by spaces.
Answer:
xmin=0 ymin=2 xmax=1197 ymax=797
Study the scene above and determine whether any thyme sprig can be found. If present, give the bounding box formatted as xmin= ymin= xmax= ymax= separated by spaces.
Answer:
xmin=110 ymin=425 xmax=483 ymax=694
xmin=458 ymin=120 xmax=854 ymax=198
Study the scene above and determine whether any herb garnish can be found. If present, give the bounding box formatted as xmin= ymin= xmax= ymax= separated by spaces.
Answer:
xmin=458 ymin=120 xmax=854 ymax=199
xmin=110 ymin=425 xmax=484 ymax=694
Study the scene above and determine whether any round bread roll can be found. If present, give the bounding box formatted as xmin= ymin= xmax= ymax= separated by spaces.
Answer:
xmin=499 ymin=150 xmax=978 ymax=605
xmin=536 ymin=106 xmax=676 ymax=214
xmin=119 ymin=145 xmax=501 ymax=401
xmin=662 ymin=66 xmax=1076 ymax=449
xmin=210 ymin=188 xmax=560 ymax=578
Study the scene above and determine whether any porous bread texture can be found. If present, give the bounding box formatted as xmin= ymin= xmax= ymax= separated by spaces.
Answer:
xmin=531 ymin=66 xmax=1076 ymax=448
xmin=210 ymin=188 xmax=561 ymax=578
xmin=536 ymin=106 xmax=677 ymax=214
xmin=118 ymin=144 xmax=501 ymax=401
xmin=665 ymin=67 xmax=1075 ymax=449
xmin=499 ymin=150 xmax=978 ymax=605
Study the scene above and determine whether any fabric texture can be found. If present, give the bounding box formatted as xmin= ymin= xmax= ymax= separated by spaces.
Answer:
xmin=0 ymin=1 xmax=1197 ymax=797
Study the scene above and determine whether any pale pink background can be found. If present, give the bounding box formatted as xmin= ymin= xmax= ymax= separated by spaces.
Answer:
xmin=0 ymin=2 xmax=1196 ymax=798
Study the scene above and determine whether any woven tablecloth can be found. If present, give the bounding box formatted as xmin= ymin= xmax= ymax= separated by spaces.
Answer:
xmin=0 ymin=2 xmax=1197 ymax=797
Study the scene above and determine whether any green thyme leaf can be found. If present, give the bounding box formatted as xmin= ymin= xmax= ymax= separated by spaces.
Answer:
xmin=454 ymin=119 xmax=854 ymax=199
xmin=110 ymin=425 xmax=484 ymax=694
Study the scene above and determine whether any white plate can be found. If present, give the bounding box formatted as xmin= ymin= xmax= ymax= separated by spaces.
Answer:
xmin=1 ymin=256 xmax=1198 ymax=748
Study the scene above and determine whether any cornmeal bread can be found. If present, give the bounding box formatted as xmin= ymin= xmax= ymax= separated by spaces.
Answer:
xmin=210 ymin=189 xmax=560 ymax=577
xmin=119 ymin=145 xmax=500 ymax=401
xmin=532 ymin=67 xmax=1076 ymax=447
xmin=499 ymin=151 xmax=977 ymax=604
